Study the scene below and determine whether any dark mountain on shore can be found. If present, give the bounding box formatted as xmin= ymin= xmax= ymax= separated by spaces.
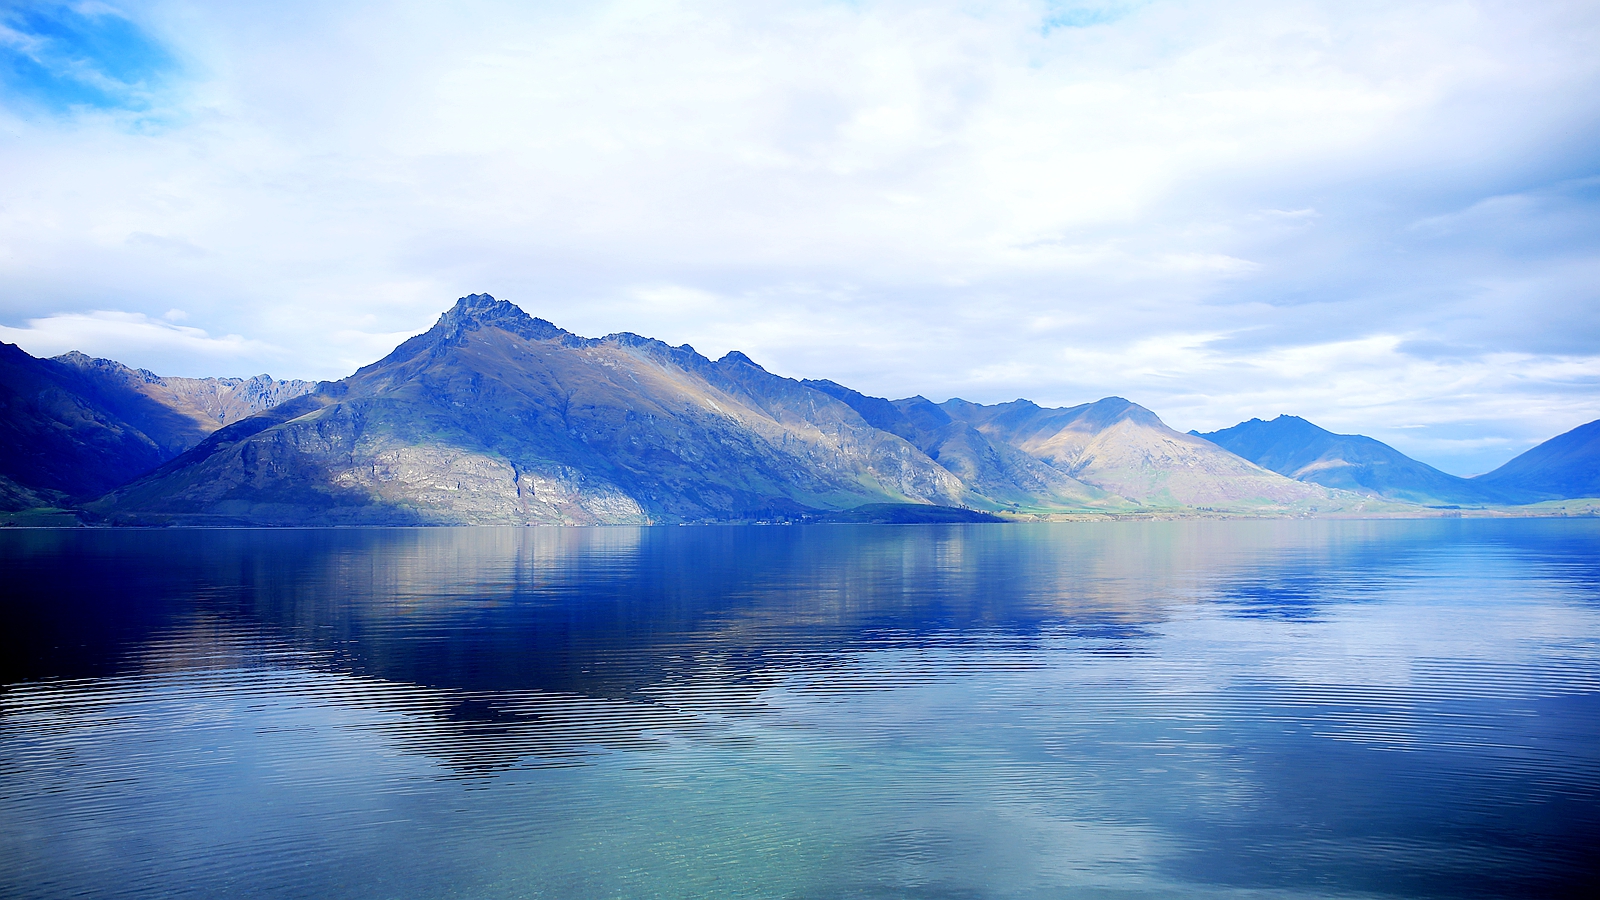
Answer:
xmin=0 ymin=342 xmax=310 ymax=508
xmin=1197 ymin=415 xmax=1510 ymax=505
xmin=91 ymin=294 xmax=1346 ymax=525
xmin=1473 ymin=418 xmax=1600 ymax=501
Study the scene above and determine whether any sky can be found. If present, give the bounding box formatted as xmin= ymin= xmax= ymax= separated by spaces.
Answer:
xmin=1 ymin=0 xmax=1597 ymax=475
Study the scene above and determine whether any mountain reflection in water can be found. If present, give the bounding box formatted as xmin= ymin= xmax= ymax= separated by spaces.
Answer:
xmin=3 ymin=520 xmax=1598 ymax=898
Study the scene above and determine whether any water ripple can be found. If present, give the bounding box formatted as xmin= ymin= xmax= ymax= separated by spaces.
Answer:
xmin=2 ymin=519 xmax=1598 ymax=898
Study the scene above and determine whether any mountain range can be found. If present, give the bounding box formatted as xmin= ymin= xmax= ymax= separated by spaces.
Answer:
xmin=0 ymin=342 xmax=311 ymax=511
xmin=2 ymin=294 xmax=1594 ymax=525
xmin=1198 ymin=415 xmax=1598 ymax=506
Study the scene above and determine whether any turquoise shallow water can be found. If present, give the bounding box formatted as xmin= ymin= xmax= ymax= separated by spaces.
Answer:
xmin=2 ymin=520 xmax=1597 ymax=898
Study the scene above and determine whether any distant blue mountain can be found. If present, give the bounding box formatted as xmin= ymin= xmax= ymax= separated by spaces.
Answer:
xmin=1196 ymin=415 xmax=1513 ymax=505
xmin=1474 ymin=418 xmax=1600 ymax=501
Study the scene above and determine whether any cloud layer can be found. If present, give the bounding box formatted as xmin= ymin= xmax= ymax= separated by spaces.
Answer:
xmin=1 ymin=0 xmax=1597 ymax=473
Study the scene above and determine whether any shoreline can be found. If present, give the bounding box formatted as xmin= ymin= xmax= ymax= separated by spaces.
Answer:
xmin=4 ymin=502 xmax=1597 ymax=529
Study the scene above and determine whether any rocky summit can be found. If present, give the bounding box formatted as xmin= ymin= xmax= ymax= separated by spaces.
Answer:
xmin=85 ymin=293 xmax=1347 ymax=525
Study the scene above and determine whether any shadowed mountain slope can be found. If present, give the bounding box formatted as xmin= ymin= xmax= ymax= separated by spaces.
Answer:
xmin=940 ymin=397 xmax=1335 ymax=508
xmin=1198 ymin=415 xmax=1508 ymax=505
xmin=0 ymin=342 xmax=312 ymax=509
xmin=97 ymin=295 xmax=985 ymax=525
xmin=2 ymin=341 xmax=187 ymax=505
xmin=0 ymin=343 xmax=290 ymax=506
xmin=52 ymin=352 xmax=315 ymax=440
xmin=1473 ymin=418 xmax=1600 ymax=501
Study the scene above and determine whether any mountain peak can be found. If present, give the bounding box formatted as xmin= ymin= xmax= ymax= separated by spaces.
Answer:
xmin=439 ymin=293 xmax=519 ymax=326
xmin=451 ymin=292 xmax=504 ymax=315
xmin=53 ymin=350 xmax=98 ymax=366
xmin=52 ymin=350 xmax=164 ymax=384
xmin=718 ymin=350 xmax=765 ymax=370
xmin=1226 ymin=415 xmax=1328 ymax=438
xmin=432 ymin=293 xmax=567 ymax=342
xmin=1077 ymin=396 xmax=1163 ymax=430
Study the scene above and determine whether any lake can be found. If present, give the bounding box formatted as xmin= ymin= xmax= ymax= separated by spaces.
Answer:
xmin=2 ymin=520 xmax=1597 ymax=898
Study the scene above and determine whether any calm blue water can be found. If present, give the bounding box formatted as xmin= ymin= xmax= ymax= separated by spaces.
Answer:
xmin=2 ymin=520 xmax=1597 ymax=898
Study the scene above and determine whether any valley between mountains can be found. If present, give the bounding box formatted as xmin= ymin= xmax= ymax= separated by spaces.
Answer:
xmin=3 ymin=294 xmax=1596 ymax=526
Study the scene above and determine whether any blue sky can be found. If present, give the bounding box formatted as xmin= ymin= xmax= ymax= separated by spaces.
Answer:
xmin=0 ymin=2 xmax=172 ymax=112
xmin=0 ymin=0 xmax=1597 ymax=475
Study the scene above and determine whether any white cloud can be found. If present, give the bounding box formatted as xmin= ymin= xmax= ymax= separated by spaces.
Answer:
xmin=0 ymin=310 xmax=282 ymax=375
xmin=0 ymin=0 xmax=1597 ymax=471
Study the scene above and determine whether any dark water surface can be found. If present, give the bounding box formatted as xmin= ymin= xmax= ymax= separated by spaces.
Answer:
xmin=2 ymin=520 xmax=1598 ymax=898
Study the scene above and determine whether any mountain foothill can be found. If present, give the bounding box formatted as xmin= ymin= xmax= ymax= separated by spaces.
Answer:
xmin=1 ymin=294 xmax=1594 ymax=525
